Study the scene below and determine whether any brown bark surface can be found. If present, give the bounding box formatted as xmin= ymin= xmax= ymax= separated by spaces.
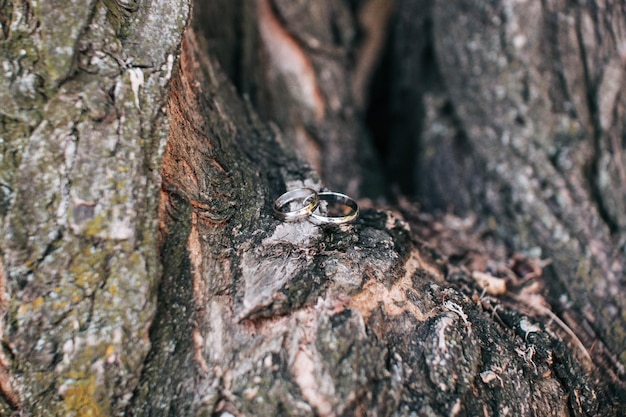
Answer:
xmin=0 ymin=0 xmax=625 ymax=416
xmin=133 ymin=28 xmax=624 ymax=416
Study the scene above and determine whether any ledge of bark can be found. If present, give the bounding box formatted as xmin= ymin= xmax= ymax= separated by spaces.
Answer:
xmin=131 ymin=29 xmax=626 ymax=416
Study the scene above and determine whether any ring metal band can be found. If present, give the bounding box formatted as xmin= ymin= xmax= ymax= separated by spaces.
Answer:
xmin=273 ymin=188 xmax=319 ymax=222
xmin=308 ymin=191 xmax=359 ymax=225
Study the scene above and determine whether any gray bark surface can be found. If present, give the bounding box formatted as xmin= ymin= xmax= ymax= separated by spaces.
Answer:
xmin=386 ymin=0 xmax=626 ymax=374
xmin=0 ymin=0 xmax=624 ymax=416
xmin=0 ymin=0 xmax=189 ymax=414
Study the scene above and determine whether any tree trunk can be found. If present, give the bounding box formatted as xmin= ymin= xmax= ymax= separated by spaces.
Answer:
xmin=0 ymin=0 xmax=189 ymax=414
xmin=1 ymin=1 xmax=625 ymax=416
xmin=385 ymin=0 xmax=626 ymax=376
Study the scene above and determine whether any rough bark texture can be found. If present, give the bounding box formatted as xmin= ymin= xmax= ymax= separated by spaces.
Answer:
xmin=385 ymin=0 xmax=626 ymax=374
xmin=0 ymin=0 xmax=189 ymax=415
xmin=1 ymin=0 xmax=625 ymax=416
xmin=197 ymin=0 xmax=626 ymax=373
xmin=132 ymin=28 xmax=624 ymax=416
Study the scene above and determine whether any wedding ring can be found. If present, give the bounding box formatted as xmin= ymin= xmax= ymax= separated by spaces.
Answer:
xmin=308 ymin=191 xmax=359 ymax=225
xmin=273 ymin=188 xmax=319 ymax=222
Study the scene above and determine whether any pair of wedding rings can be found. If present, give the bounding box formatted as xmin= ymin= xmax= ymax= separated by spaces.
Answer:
xmin=273 ymin=188 xmax=359 ymax=225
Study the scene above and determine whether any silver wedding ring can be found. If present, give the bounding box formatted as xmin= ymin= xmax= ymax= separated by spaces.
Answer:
xmin=309 ymin=191 xmax=359 ymax=225
xmin=273 ymin=188 xmax=359 ymax=225
xmin=273 ymin=188 xmax=319 ymax=222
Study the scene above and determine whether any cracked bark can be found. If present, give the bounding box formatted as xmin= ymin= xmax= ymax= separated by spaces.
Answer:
xmin=0 ymin=0 xmax=189 ymax=415
xmin=1 ymin=0 xmax=625 ymax=416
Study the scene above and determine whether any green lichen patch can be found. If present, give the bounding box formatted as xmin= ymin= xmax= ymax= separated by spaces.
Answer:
xmin=61 ymin=377 xmax=108 ymax=417
xmin=101 ymin=0 xmax=139 ymax=36
xmin=1 ymin=0 xmax=189 ymax=413
xmin=33 ymin=0 xmax=98 ymax=83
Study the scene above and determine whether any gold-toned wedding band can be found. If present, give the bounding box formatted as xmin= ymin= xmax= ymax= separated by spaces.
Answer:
xmin=273 ymin=188 xmax=319 ymax=222
xmin=308 ymin=191 xmax=359 ymax=225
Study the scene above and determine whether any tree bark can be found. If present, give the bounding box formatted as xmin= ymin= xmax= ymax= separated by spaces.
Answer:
xmin=385 ymin=0 xmax=626 ymax=375
xmin=1 ymin=0 xmax=625 ymax=416
xmin=0 ymin=0 xmax=188 ymax=414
